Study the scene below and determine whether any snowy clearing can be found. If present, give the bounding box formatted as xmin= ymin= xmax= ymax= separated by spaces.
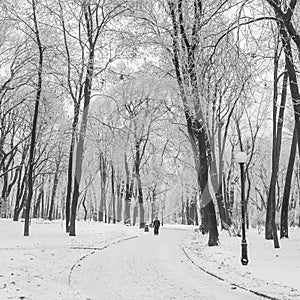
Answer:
xmin=0 ymin=220 xmax=299 ymax=299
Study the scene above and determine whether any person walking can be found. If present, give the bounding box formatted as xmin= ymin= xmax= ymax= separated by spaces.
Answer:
xmin=153 ymin=218 xmax=160 ymax=235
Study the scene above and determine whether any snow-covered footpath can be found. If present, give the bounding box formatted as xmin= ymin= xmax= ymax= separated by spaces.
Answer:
xmin=0 ymin=220 xmax=300 ymax=300
xmin=0 ymin=219 xmax=141 ymax=300
xmin=182 ymin=225 xmax=300 ymax=300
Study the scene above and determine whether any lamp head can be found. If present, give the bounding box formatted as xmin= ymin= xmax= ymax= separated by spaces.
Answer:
xmin=235 ymin=151 xmax=247 ymax=164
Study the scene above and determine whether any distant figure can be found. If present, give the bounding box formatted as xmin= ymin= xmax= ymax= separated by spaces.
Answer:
xmin=153 ymin=218 xmax=160 ymax=235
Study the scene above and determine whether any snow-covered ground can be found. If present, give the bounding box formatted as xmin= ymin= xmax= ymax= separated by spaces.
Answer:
xmin=0 ymin=219 xmax=299 ymax=299
xmin=71 ymin=227 xmax=258 ymax=300
xmin=183 ymin=226 xmax=300 ymax=300
xmin=0 ymin=219 xmax=140 ymax=300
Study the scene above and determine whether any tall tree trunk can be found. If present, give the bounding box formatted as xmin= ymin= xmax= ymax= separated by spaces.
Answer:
xmin=265 ymin=36 xmax=280 ymax=241
xmin=33 ymin=186 xmax=43 ymax=218
xmin=271 ymin=0 xmax=300 ymax=160
xmin=186 ymin=198 xmax=191 ymax=225
xmin=277 ymin=21 xmax=300 ymax=241
xmin=265 ymin=45 xmax=287 ymax=249
xmin=45 ymin=189 xmax=51 ymax=219
xmin=116 ymin=177 xmax=123 ymax=222
xmin=48 ymin=170 xmax=59 ymax=221
xmin=181 ymin=190 xmax=185 ymax=225
xmin=217 ymin=119 xmax=233 ymax=227
xmin=132 ymin=203 xmax=137 ymax=226
xmin=13 ymin=167 xmax=24 ymax=221
xmin=195 ymin=195 xmax=199 ymax=226
xmin=99 ymin=152 xmax=107 ymax=222
xmin=138 ymin=191 xmax=144 ymax=228
xmin=111 ymin=161 xmax=116 ymax=224
xmin=0 ymin=147 xmax=18 ymax=218
xmin=168 ymin=0 xmax=218 ymax=245
xmin=124 ymin=153 xmax=133 ymax=224
xmin=69 ymin=22 xmax=95 ymax=236
xmin=281 ymin=128 xmax=297 ymax=238
xmin=65 ymin=103 xmax=79 ymax=232
xmin=151 ymin=189 xmax=156 ymax=225
xmin=282 ymin=34 xmax=300 ymax=156
xmin=59 ymin=0 xmax=82 ymax=233
xmin=190 ymin=197 xmax=196 ymax=225
xmin=135 ymin=140 xmax=145 ymax=228
xmin=82 ymin=191 xmax=88 ymax=221
xmin=210 ymin=157 xmax=229 ymax=228
xmin=13 ymin=144 xmax=28 ymax=221
xmin=14 ymin=164 xmax=28 ymax=221
xmin=195 ymin=116 xmax=219 ymax=246
xmin=107 ymin=201 xmax=112 ymax=223
xmin=24 ymin=0 xmax=43 ymax=236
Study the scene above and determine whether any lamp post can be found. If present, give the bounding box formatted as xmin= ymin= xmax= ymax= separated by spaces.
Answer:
xmin=235 ymin=151 xmax=249 ymax=266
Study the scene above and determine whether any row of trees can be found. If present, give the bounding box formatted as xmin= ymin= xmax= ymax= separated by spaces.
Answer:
xmin=0 ymin=0 xmax=300 ymax=248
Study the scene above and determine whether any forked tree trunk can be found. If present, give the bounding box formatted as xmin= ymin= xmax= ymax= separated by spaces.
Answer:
xmin=59 ymin=0 xmax=82 ymax=233
xmin=168 ymin=0 xmax=219 ymax=245
xmin=265 ymin=45 xmax=287 ymax=249
xmin=24 ymin=0 xmax=43 ymax=236
xmin=69 ymin=30 xmax=94 ymax=236
xmin=277 ymin=22 xmax=300 ymax=240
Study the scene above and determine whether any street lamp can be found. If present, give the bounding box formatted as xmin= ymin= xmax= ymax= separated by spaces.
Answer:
xmin=235 ymin=151 xmax=249 ymax=266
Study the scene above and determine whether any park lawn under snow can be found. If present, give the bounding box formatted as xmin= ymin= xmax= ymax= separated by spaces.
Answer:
xmin=0 ymin=219 xmax=141 ymax=300
xmin=0 ymin=220 xmax=300 ymax=300
xmin=182 ymin=226 xmax=300 ymax=300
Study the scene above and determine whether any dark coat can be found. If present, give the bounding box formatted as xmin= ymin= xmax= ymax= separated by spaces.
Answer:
xmin=153 ymin=219 xmax=160 ymax=228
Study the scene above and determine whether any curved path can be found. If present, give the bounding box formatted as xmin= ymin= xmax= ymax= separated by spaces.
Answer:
xmin=71 ymin=227 xmax=261 ymax=300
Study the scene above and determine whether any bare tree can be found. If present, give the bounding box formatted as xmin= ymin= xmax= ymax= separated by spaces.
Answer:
xmin=69 ymin=0 xmax=128 ymax=236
